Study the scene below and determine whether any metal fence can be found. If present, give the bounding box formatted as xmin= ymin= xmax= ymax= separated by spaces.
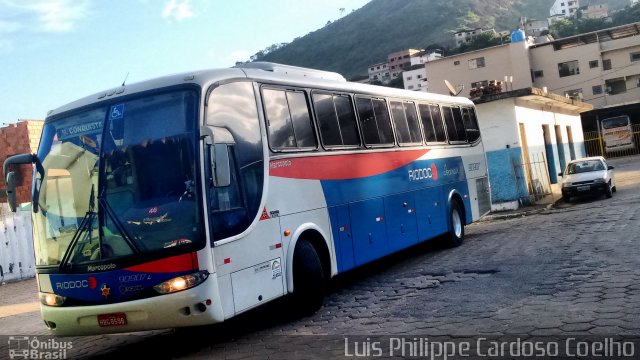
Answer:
xmin=510 ymin=152 xmax=553 ymax=205
xmin=584 ymin=124 xmax=640 ymax=158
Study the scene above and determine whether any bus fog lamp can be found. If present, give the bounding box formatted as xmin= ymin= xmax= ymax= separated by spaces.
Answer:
xmin=39 ymin=292 xmax=66 ymax=306
xmin=153 ymin=271 xmax=209 ymax=294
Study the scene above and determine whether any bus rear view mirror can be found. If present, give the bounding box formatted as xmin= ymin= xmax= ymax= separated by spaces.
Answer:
xmin=4 ymin=153 xmax=38 ymax=213
xmin=5 ymin=171 xmax=17 ymax=212
xmin=200 ymin=126 xmax=235 ymax=188
xmin=212 ymin=144 xmax=231 ymax=187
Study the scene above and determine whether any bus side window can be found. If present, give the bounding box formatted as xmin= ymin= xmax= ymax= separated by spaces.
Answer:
xmin=419 ymin=104 xmax=436 ymax=143
xmin=391 ymin=101 xmax=422 ymax=146
xmin=355 ymin=97 xmax=394 ymax=147
xmin=429 ymin=105 xmax=447 ymax=142
xmin=463 ymin=107 xmax=481 ymax=143
xmin=263 ymin=88 xmax=316 ymax=151
xmin=313 ymin=93 xmax=360 ymax=148
xmin=442 ymin=106 xmax=466 ymax=143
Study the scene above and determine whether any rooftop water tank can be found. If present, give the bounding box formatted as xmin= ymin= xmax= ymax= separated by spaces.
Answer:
xmin=511 ymin=29 xmax=525 ymax=43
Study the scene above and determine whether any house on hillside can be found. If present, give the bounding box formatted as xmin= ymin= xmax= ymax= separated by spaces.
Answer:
xmin=453 ymin=28 xmax=496 ymax=46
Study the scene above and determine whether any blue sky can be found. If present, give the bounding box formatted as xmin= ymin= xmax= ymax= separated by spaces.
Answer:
xmin=0 ymin=0 xmax=371 ymax=123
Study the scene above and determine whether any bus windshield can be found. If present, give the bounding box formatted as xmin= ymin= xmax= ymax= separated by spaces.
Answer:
xmin=602 ymin=116 xmax=629 ymax=129
xmin=33 ymin=90 xmax=203 ymax=267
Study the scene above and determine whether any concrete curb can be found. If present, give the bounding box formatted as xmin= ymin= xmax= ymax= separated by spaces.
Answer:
xmin=479 ymin=203 xmax=554 ymax=222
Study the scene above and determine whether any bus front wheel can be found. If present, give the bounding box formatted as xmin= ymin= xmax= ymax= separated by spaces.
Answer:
xmin=292 ymin=239 xmax=325 ymax=315
xmin=445 ymin=201 xmax=465 ymax=247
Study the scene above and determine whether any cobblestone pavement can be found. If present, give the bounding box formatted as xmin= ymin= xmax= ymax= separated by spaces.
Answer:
xmin=0 ymin=156 xmax=639 ymax=359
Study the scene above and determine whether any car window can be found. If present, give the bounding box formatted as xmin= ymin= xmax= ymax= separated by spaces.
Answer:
xmin=567 ymin=160 xmax=605 ymax=174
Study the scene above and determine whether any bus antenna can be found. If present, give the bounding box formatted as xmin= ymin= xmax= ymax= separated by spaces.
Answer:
xmin=121 ymin=72 xmax=130 ymax=87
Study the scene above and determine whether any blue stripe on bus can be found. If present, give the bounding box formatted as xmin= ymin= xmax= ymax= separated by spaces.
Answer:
xmin=322 ymin=157 xmax=470 ymax=272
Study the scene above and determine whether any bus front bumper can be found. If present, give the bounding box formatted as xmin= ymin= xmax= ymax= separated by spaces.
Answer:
xmin=41 ymin=275 xmax=224 ymax=336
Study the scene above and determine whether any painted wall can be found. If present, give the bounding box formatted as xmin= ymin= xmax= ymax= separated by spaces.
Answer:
xmin=0 ymin=204 xmax=36 ymax=283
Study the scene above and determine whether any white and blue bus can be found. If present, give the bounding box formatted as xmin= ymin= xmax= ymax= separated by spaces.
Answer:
xmin=4 ymin=62 xmax=489 ymax=335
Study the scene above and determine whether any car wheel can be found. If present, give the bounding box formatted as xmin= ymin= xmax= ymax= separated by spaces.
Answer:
xmin=612 ymin=185 xmax=617 ymax=193
xmin=291 ymin=239 xmax=325 ymax=316
xmin=563 ymin=194 xmax=570 ymax=203
xmin=605 ymin=181 xmax=613 ymax=198
xmin=444 ymin=200 xmax=464 ymax=247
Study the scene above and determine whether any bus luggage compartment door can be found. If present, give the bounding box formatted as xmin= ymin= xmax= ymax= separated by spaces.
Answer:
xmin=384 ymin=193 xmax=418 ymax=252
xmin=349 ymin=199 xmax=388 ymax=266
xmin=230 ymin=258 xmax=284 ymax=312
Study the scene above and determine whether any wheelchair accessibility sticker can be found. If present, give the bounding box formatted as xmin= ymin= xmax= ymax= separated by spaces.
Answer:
xmin=110 ymin=104 xmax=124 ymax=120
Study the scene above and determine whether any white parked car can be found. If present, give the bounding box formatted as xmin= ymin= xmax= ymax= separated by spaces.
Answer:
xmin=560 ymin=156 xmax=616 ymax=203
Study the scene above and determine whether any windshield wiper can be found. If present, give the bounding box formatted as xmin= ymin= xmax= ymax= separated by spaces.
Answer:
xmin=99 ymin=195 xmax=141 ymax=254
xmin=59 ymin=185 xmax=96 ymax=270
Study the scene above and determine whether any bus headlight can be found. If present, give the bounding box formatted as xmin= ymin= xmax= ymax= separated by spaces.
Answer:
xmin=153 ymin=271 xmax=209 ymax=294
xmin=39 ymin=292 xmax=66 ymax=307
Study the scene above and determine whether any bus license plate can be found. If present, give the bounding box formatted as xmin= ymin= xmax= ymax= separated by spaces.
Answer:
xmin=97 ymin=313 xmax=127 ymax=327
xmin=577 ymin=185 xmax=590 ymax=191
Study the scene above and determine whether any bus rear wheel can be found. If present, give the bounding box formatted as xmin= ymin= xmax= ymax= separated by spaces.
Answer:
xmin=445 ymin=200 xmax=465 ymax=247
xmin=292 ymin=239 xmax=325 ymax=316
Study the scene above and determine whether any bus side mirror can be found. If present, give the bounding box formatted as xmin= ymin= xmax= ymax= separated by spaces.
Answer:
xmin=4 ymin=153 xmax=42 ymax=213
xmin=211 ymin=144 xmax=231 ymax=187
xmin=608 ymin=165 xmax=615 ymax=170
xmin=558 ymin=172 xmax=563 ymax=177
xmin=200 ymin=125 xmax=235 ymax=188
xmin=6 ymin=171 xmax=18 ymax=212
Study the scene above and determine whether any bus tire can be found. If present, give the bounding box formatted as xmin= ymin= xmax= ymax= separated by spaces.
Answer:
xmin=445 ymin=200 xmax=465 ymax=247
xmin=292 ymin=239 xmax=325 ymax=316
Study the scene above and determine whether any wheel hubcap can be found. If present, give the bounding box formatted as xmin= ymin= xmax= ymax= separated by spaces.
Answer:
xmin=452 ymin=210 xmax=462 ymax=238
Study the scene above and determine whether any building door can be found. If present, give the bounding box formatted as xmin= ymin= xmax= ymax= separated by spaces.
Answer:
xmin=518 ymin=123 xmax=533 ymax=193
xmin=555 ymin=125 xmax=567 ymax=173
xmin=542 ymin=125 xmax=557 ymax=183
xmin=566 ymin=126 xmax=576 ymax=160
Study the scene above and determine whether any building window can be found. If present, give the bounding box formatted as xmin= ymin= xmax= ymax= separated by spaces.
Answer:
xmin=592 ymin=85 xmax=603 ymax=95
xmin=417 ymin=74 xmax=422 ymax=79
xmin=454 ymin=61 xmax=460 ymax=66
xmin=630 ymin=52 xmax=640 ymax=62
xmin=471 ymin=80 xmax=489 ymax=88
xmin=406 ymin=76 xmax=412 ymax=80
xmin=558 ymin=60 xmax=580 ymax=77
xmin=408 ymin=85 xmax=414 ymax=89
xmin=603 ymin=59 xmax=612 ymax=70
xmin=605 ymin=78 xmax=627 ymax=95
xmin=564 ymin=89 xmax=583 ymax=99
xmin=589 ymin=60 xmax=599 ymax=68
xmin=533 ymin=70 xmax=544 ymax=78
xmin=468 ymin=57 xmax=486 ymax=69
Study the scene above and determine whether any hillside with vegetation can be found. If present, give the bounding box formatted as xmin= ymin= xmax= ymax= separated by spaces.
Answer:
xmin=247 ymin=0 xmax=635 ymax=79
